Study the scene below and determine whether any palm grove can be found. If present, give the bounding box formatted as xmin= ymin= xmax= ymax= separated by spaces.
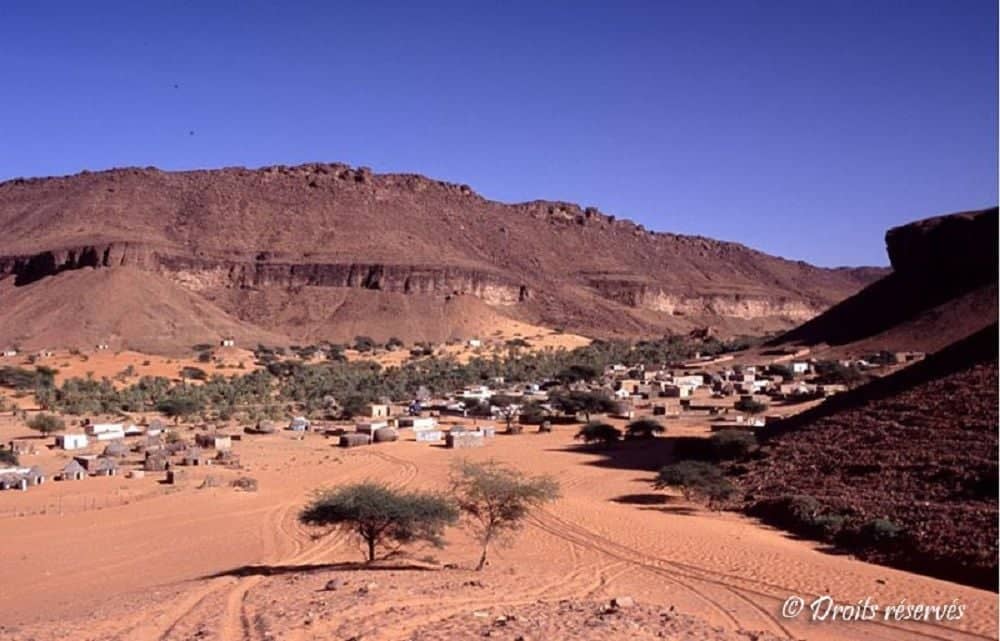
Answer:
xmin=2 ymin=335 xmax=755 ymax=422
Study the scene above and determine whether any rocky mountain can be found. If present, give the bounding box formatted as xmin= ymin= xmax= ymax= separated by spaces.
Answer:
xmin=738 ymin=208 xmax=998 ymax=589
xmin=0 ymin=163 xmax=883 ymax=352
xmin=769 ymin=207 xmax=997 ymax=355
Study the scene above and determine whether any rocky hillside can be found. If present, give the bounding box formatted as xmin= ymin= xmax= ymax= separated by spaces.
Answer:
xmin=0 ymin=164 xmax=882 ymax=351
xmin=769 ymin=207 xmax=997 ymax=355
xmin=738 ymin=210 xmax=998 ymax=588
xmin=739 ymin=324 xmax=998 ymax=589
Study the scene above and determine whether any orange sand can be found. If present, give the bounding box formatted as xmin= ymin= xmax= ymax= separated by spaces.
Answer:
xmin=0 ymin=409 xmax=994 ymax=641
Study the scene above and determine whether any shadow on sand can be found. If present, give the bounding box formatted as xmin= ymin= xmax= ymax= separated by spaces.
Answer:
xmin=202 ymin=561 xmax=437 ymax=579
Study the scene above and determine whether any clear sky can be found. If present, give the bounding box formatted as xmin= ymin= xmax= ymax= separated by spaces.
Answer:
xmin=1 ymin=1 xmax=996 ymax=266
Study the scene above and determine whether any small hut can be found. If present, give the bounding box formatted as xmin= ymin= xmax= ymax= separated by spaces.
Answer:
xmin=144 ymin=452 xmax=169 ymax=472
xmin=339 ymin=433 xmax=371 ymax=448
xmin=23 ymin=466 xmax=45 ymax=486
xmin=0 ymin=473 xmax=27 ymax=491
xmin=166 ymin=469 xmax=186 ymax=484
xmin=372 ymin=427 xmax=398 ymax=443
xmin=181 ymin=448 xmax=209 ymax=466
xmin=146 ymin=418 xmax=166 ymax=436
xmin=61 ymin=460 xmax=87 ymax=481
xmin=93 ymin=457 xmax=119 ymax=477
xmin=103 ymin=440 xmax=129 ymax=458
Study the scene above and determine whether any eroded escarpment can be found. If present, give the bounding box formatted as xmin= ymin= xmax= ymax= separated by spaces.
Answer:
xmin=584 ymin=276 xmax=821 ymax=320
xmin=0 ymin=243 xmax=832 ymax=323
xmin=0 ymin=244 xmax=531 ymax=306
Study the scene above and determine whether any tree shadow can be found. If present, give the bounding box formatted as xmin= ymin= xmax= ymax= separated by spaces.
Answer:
xmin=202 ymin=561 xmax=437 ymax=579
xmin=611 ymin=493 xmax=700 ymax=516
xmin=547 ymin=436 xmax=711 ymax=473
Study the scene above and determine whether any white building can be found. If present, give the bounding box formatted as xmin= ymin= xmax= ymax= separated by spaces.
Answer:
xmin=672 ymin=374 xmax=704 ymax=388
xmin=791 ymin=362 xmax=810 ymax=374
xmin=461 ymin=385 xmax=492 ymax=401
xmin=397 ymin=416 xmax=437 ymax=429
xmin=86 ymin=423 xmax=124 ymax=436
xmin=56 ymin=433 xmax=89 ymax=450
xmin=467 ymin=338 xmax=482 ymax=348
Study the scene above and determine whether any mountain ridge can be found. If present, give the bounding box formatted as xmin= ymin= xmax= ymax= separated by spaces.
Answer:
xmin=0 ymin=162 xmax=886 ymax=351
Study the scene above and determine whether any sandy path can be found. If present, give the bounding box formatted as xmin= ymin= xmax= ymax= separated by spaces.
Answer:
xmin=0 ymin=428 xmax=994 ymax=641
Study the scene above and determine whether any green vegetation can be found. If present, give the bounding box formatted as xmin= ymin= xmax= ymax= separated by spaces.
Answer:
xmin=748 ymin=494 xmax=847 ymax=539
xmin=708 ymin=429 xmax=758 ymax=460
xmin=0 ymin=366 xmax=54 ymax=390
xmin=353 ymin=335 xmax=377 ymax=352
xmin=27 ymin=412 xmax=65 ymax=435
xmin=813 ymin=360 xmax=866 ymax=386
xmin=655 ymin=461 xmax=736 ymax=503
xmin=549 ymin=390 xmax=616 ymax=422
xmin=451 ymin=460 xmax=559 ymax=570
xmin=0 ymin=446 xmax=18 ymax=466
xmin=575 ymin=421 xmax=621 ymax=447
xmin=625 ymin=418 xmax=665 ymax=439
xmin=734 ymin=397 xmax=768 ymax=416
xmin=299 ymin=482 xmax=458 ymax=562
xmin=2 ymin=334 xmax=752 ymax=423
xmin=180 ymin=366 xmax=208 ymax=381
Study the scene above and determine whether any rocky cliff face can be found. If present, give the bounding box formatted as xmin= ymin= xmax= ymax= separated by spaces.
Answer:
xmin=0 ymin=163 xmax=885 ymax=346
xmin=769 ymin=207 xmax=998 ymax=354
xmin=885 ymin=209 xmax=998 ymax=283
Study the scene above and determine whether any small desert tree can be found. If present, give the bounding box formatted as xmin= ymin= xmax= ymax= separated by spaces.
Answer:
xmin=734 ymin=397 xmax=768 ymax=419
xmin=490 ymin=394 xmax=522 ymax=433
xmin=27 ymin=412 xmax=65 ymax=435
xmin=299 ymin=482 xmax=458 ymax=562
xmin=550 ymin=390 xmax=616 ymax=422
xmin=451 ymin=460 xmax=559 ymax=570
xmin=574 ymin=421 xmax=621 ymax=447
xmin=625 ymin=418 xmax=665 ymax=439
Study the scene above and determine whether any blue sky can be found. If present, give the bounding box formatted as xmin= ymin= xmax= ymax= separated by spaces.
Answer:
xmin=1 ymin=1 xmax=995 ymax=266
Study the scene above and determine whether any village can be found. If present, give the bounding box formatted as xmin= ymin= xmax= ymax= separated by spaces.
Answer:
xmin=0 ymin=337 xmax=923 ymax=496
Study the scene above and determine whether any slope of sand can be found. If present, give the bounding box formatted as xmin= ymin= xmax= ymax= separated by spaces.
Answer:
xmin=0 ymin=416 xmax=994 ymax=641
xmin=0 ymin=267 xmax=287 ymax=354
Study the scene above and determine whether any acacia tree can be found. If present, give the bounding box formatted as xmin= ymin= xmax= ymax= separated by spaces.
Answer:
xmin=451 ymin=460 xmax=559 ymax=570
xmin=549 ymin=390 xmax=616 ymax=422
xmin=490 ymin=394 xmax=522 ymax=433
xmin=299 ymin=482 xmax=458 ymax=562
xmin=734 ymin=397 xmax=768 ymax=419
xmin=27 ymin=412 xmax=65 ymax=435
xmin=575 ymin=421 xmax=621 ymax=447
xmin=625 ymin=418 xmax=665 ymax=439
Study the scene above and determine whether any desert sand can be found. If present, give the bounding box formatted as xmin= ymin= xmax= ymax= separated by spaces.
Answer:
xmin=0 ymin=410 xmax=995 ymax=641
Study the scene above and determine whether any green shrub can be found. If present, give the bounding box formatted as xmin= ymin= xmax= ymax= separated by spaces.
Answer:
xmin=734 ymin=397 xmax=768 ymax=415
xmin=625 ymin=418 xmax=665 ymax=439
xmin=575 ymin=421 xmax=621 ymax=447
xmin=0 ymin=446 xmax=18 ymax=466
xmin=858 ymin=518 xmax=904 ymax=544
xmin=180 ymin=366 xmax=208 ymax=381
xmin=748 ymin=494 xmax=847 ymax=540
xmin=709 ymin=429 xmax=758 ymax=460
xmin=655 ymin=461 xmax=736 ymax=502
xmin=27 ymin=412 xmax=65 ymax=434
